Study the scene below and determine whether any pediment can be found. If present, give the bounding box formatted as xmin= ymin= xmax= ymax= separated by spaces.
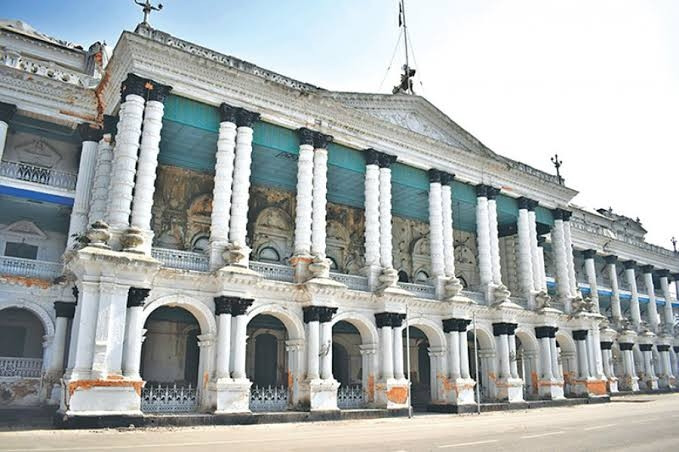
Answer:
xmin=12 ymin=136 xmax=63 ymax=168
xmin=2 ymin=220 xmax=48 ymax=240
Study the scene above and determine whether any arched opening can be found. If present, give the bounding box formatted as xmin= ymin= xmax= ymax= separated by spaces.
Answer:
xmin=332 ymin=320 xmax=365 ymax=409
xmin=140 ymin=306 xmax=200 ymax=413
xmin=467 ymin=327 xmax=495 ymax=402
xmin=257 ymin=246 xmax=281 ymax=263
xmin=515 ymin=331 xmax=539 ymax=399
xmin=247 ymin=314 xmax=288 ymax=412
xmin=190 ymin=234 xmax=209 ymax=253
xmin=555 ymin=332 xmax=577 ymax=397
xmin=398 ymin=270 xmax=409 ymax=283
xmin=404 ymin=326 xmax=430 ymax=410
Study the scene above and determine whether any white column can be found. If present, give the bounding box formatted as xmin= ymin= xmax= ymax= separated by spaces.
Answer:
xmin=659 ymin=273 xmax=674 ymax=328
xmin=607 ymin=257 xmax=623 ymax=321
xmin=440 ymin=174 xmax=460 ymax=281
xmin=67 ymin=282 xmax=100 ymax=380
xmin=130 ymin=83 xmax=170 ymax=242
xmin=447 ymin=328 xmax=460 ymax=379
xmin=311 ymin=134 xmax=330 ymax=263
xmin=363 ymin=151 xmax=381 ymax=268
xmin=459 ymin=329 xmax=471 ymax=379
xmin=589 ymin=327 xmax=605 ymax=379
xmin=476 ymin=186 xmax=493 ymax=288
xmin=552 ymin=213 xmax=572 ymax=309
xmin=486 ymin=188 xmax=502 ymax=285
xmin=320 ymin=319 xmax=333 ymax=380
xmin=378 ymin=157 xmax=395 ymax=270
xmin=67 ymin=125 xmax=101 ymax=248
xmin=88 ymin=118 xmax=115 ymax=224
xmin=574 ymin=331 xmax=590 ymax=379
xmin=214 ymin=297 xmax=233 ymax=380
xmin=624 ymin=262 xmax=642 ymax=329
xmin=293 ymin=129 xmax=315 ymax=259
xmin=641 ymin=267 xmax=659 ymax=331
xmin=232 ymin=312 xmax=249 ymax=380
xmin=537 ymin=239 xmax=548 ymax=291
xmin=393 ymin=323 xmax=405 ymax=380
xmin=107 ymin=75 xmax=146 ymax=229
xmin=517 ymin=199 xmax=535 ymax=301
xmin=305 ymin=309 xmax=320 ymax=380
xmin=209 ymin=105 xmax=237 ymax=269
xmin=378 ymin=315 xmax=394 ymax=380
xmin=0 ymin=102 xmax=16 ymax=161
xmin=621 ymin=346 xmax=635 ymax=381
xmin=601 ymin=345 xmax=613 ymax=379
xmin=549 ymin=336 xmax=561 ymax=379
xmin=562 ymin=214 xmax=578 ymax=297
xmin=48 ymin=302 xmax=75 ymax=377
xmin=428 ymin=170 xmax=445 ymax=278
xmin=228 ymin=109 xmax=259 ymax=265
xmin=121 ymin=288 xmax=149 ymax=379
xmin=527 ymin=203 xmax=544 ymax=291
xmin=539 ymin=335 xmax=553 ymax=379
xmin=583 ymin=250 xmax=600 ymax=313
xmin=498 ymin=333 xmax=511 ymax=379
xmin=508 ymin=331 xmax=519 ymax=379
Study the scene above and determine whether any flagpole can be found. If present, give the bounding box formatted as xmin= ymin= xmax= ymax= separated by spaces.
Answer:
xmin=473 ymin=312 xmax=481 ymax=415
xmin=406 ymin=303 xmax=412 ymax=418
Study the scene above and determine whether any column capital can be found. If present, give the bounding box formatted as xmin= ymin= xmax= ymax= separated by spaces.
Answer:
xmin=443 ymin=318 xmax=471 ymax=333
xmin=640 ymin=264 xmax=654 ymax=274
xmin=0 ymin=101 xmax=17 ymax=122
xmin=572 ymin=329 xmax=588 ymax=341
xmin=303 ymin=306 xmax=337 ymax=323
xmin=318 ymin=306 xmax=338 ymax=323
xmin=364 ymin=148 xmax=381 ymax=165
xmin=619 ymin=342 xmax=634 ymax=351
xmin=297 ymin=127 xmax=315 ymax=145
xmin=312 ymin=131 xmax=333 ymax=149
xmin=639 ymin=344 xmax=653 ymax=352
xmin=582 ymin=249 xmax=597 ymax=260
xmin=600 ymin=341 xmax=613 ymax=350
xmin=517 ymin=196 xmax=533 ymax=210
xmin=535 ymin=326 xmax=552 ymax=339
xmin=127 ymin=287 xmax=151 ymax=308
xmin=375 ymin=312 xmax=394 ymax=328
xmin=235 ymin=108 xmax=260 ymax=128
xmin=604 ymin=255 xmax=617 ymax=265
xmin=377 ymin=152 xmax=397 ymax=168
xmin=655 ymin=269 xmax=669 ymax=279
xmin=475 ymin=184 xmax=488 ymax=197
xmin=440 ymin=172 xmax=455 ymax=185
xmin=428 ymin=168 xmax=441 ymax=183
xmin=552 ymin=208 xmax=571 ymax=220
xmin=103 ymin=114 xmax=117 ymax=135
xmin=213 ymin=295 xmax=234 ymax=315
xmin=120 ymin=73 xmax=147 ymax=98
xmin=656 ymin=344 xmax=670 ymax=352
xmin=486 ymin=186 xmax=500 ymax=200
xmin=53 ymin=301 xmax=76 ymax=319
xmin=231 ymin=298 xmax=254 ymax=316
xmin=77 ymin=123 xmax=103 ymax=143
xmin=219 ymin=103 xmax=238 ymax=124
xmin=492 ymin=322 xmax=516 ymax=336
xmin=622 ymin=260 xmax=637 ymax=270
xmin=146 ymin=79 xmax=173 ymax=103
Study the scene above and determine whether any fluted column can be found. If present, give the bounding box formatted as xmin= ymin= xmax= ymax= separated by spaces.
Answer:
xmin=363 ymin=149 xmax=381 ymax=289
xmin=624 ymin=261 xmax=642 ymax=329
xmin=121 ymin=288 xmax=150 ymax=379
xmin=376 ymin=313 xmax=394 ymax=380
xmin=130 ymin=80 xmax=172 ymax=253
xmin=48 ymin=302 xmax=76 ymax=377
xmin=67 ymin=124 xmax=102 ymax=248
xmin=619 ymin=343 xmax=638 ymax=391
xmin=657 ymin=271 xmax=674 ymax=328
xmin=606 ymin=256 xmax=623 ymax=322
xmin=392 ymin=314 xmax=405 ymax=380
xmin=231 ymin=299 xmax=253 ymax=380
xmin=562 ymin=211 xmax=578 ymax=297
xmin=309 ymin=132 xmax=332 ymax=278
xmin=641 ymin=266 xmax=659 ymax=331
xmin=227 ymin=108 xmax=260 ymax=267
xmin=209 ymin=104 xmax=238 ymax=269
xmin=440 ymin=173 xmax=462 ymax=289
xmin=378 ymin=154 xmax=398 ymax=287
xmin=551 ymin=209 xmax=572 ymax=310
xmin=517 ymin=198 xmax=536 ymax=304
xmin=88 ymin=115 xmax=116 ymax=225
xmin=527 ymin=200 xmax=544 ymax=291
xmin=319 ymin=307 xmax=337 ymax=380
xmin=428 ymin=170 xmax=445 ymax=279
xmin=475 ymin=185 xmax=493 ymax=288
xmin=214 ymin=296 xmax=233 ymax=379
xmin=537 ymin=237 xmax=548 ymax=291
xmin=573 ymin=330 xmax=591 ymax=379
xmin=107 ymin=74 xmax=147 ymax=229
xmin=583 ymin=250 xmax=600 ymax=313
xmin=0 ymin=102 xmax=17 ymax=162
xmin=486 ymin=187 xmax=502 ymax=285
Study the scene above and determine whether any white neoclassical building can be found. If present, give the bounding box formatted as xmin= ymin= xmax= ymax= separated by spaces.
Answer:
xmin=0 ymin=19 xmax=677 ymax=424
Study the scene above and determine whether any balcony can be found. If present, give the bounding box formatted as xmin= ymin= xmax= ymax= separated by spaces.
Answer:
xmin=397 ymin=281 xmax=436 ymax=299
xmin=250 ymin=261 xmax=294 ymax=283
xmin=0 ymin=357 xmax=43 ymax=378
xmin=329 ymin=272 xmax=369 ymax=291
xmin=0 ymin=256 xmax=62 ymax=280
xmin=0 ymin=160 xmax=77 ymax=191
xmin=151 ymin=248 xmax=209 ymax=272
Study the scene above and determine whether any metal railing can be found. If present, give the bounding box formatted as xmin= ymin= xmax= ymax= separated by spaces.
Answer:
xmin=151 ymin=248 xmax=209 ymax=272
xmin=250 ymin=261 xmax=294 ymax=283
xmin=397 ymin=281 xmax=436 ymax=299
xmin=249 ymin=385 xmax=288 ymax=412
xmin=337 ymin=384 xmax=365 ymax=409
xmin=0 ymin=256 xmax=62 ymax=280
xmin=0 ymin=160 xmax=77 ymax=191
xmin=329 ymin=272 xmax=369 ymax=291
xmin=0 ymin=357 xmax=43 ymax=378
xmin=141 ymin=384 xmax=198 ymax=413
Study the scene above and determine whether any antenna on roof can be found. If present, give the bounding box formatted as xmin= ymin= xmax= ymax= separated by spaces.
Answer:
xmin=134 ymin=0 xmax=163 ymax=26
xmin=393 ymin=0 xmax=416 ymax=95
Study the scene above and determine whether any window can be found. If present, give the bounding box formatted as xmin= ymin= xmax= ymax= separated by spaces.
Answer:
xmin=414 ymin=270 xmax=429 ymax=283
xmin=4 ymin=242 xmax=38 ymax=260
xmin=398 ymin=270 xmax=409 ymax=283
xmin=191 ymin=236 xmax=209 ymax=253
xmin=0 ymin=326 xmax=27 ymax=357
xmin=258 ymin=246 xmax=280 ymax=263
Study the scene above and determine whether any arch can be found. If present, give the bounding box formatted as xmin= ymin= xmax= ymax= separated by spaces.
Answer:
xmin=403 ymin=317 xmax=446 ymax=348
xmin=515 ymin=327 xmax=539 ymax=352
xmin=246 ymin=303 xmax=304 ymax=341
xmin=330 ymin=311 xmax=379 ymax=345
xmin=0 ymin=299 xmax=55 ymax=338
xmin=555 ymin=330 xmax=576 ymax=353
xmin=469 ymin=324 xmax=495 ymax=350
xmin=142 ymin=294 xmax=217 ymax=336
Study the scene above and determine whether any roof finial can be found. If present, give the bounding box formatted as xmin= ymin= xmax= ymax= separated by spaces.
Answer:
xmin=393 ymin=0 xmax=416 ymax=95
xmin=550 ymin=153 xmax=563 ymax=185
xmin=671 ymin=236 xmax=677 ymax=253
xmin=134 ymin=0 xmax=163 ymax=26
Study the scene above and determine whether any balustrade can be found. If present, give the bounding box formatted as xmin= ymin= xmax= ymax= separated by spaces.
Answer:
xmin=0 ymin=357 xmax=43 ymax=378
xmin=151 ymin=248 xmax=209 ymax=272
xmin=141 ymin=384 xmax=198 ymax=413
xmin=329 ymin=272 xmax=369 ymax=291
xmin=0 ymin=160 xmax=77 ymax=191
xmin=337 ymin=384 xmax=365 ymax=409
xmin=249 ymin=385 xmax=288 ymax=412
xmin=0 ymin=256 xmax=62 ymax=280
xmin=397 ymin=281 xmax=436 ymax=299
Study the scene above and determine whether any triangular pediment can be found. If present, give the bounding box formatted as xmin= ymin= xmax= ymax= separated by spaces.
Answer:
xmin=2 ymin=220 xmax=48 ymax=240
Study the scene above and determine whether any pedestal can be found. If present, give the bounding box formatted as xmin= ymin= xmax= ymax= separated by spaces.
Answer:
xmin=619 ymin=375 xmax=640 ymax=392
xmin=60 ymin=378 xmax=143 ymax=416
xmin=309 ymin=378 xmax=340 ymax=412
xmin=641 ymin=376 xmax=659 ymax=391
xmin=538 ymin=378 xmax=565 ymax=400
xmin=607 ymin=377 xmax=619 ymax=393
xmin=374 ymin=378 xmax=410 ymax=409
xmin=211 ymin=379 xmax=252 ymax=414
xmin=441 ymin=377 xmax=476 ymax=405
xmin=494 ymin=377 xmax=524 ymax=402
xmin=572 ymin=378 xmax=608 ymax=397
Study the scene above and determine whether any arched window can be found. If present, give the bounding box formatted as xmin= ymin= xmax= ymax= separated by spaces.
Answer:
xmin=258 ymin=246 xmax=280 ymax=263
xmin=328 ymin=257 xmax=338 ymax=270
xmin=414 ymin=270 xmax=429 ymax=283
xmin=191 ymin=235 xmax=209 ymax=253
xmin=398 ymin=270 xmax=409 ymax=283
xmin=456 ymin=275 xmax=468 ymax=289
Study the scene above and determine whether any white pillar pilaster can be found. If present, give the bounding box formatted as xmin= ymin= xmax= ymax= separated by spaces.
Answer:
xmin=538 ymin=334 xmax=553 ymax=380
xmin=378 ymin=161 xmax=394 ymax=270
xmin=311 ymin=134 xmax=330 ymax=260
xmin=0 ymin=102 xmax=16 ymax=161
xmin=67 ymin=125 xmax=101 ymax=248
xmin=377 ymin=313 xmax=394 ymax=380
xmin=67 ymin=282 xmax=100 ymax=381
xmin=624 ymin=262 xmax=642 ymax=329
xmin=393 ymin=321 xmax=405 ymax=380
xmin=231 ymin=312 xmax=249 ymax=380
xmin=552 ymin=213 xmax=572 ymax=310
xmin=363 ymin=150 xmax=381 ymax=289
xmin=88 ymin=117 xmax=115 ymax=225
xmin=583 ymin=250 xmax=600 ymax=313
xmin=562 ymin=214 xmax=578 ymax=297
xmin=574 ymin=330 xmax=591 ymax=379
xmin=440 ymin=174 xmax=463 ymax=297
xmin=214 ymin=296 xmax=233 ymax=380
xmin=658 ymin=273 xmax=674 ymax=328
xmin=508 ymin=332 xmax=519 ymax=379
xmin=475 ymin=186 xmax=493 ymax=289
xmin=459 ymin=329 xmax=471 ymax=379
xmin=527 ymin=203 xmax=544 ymax=291
xmin=517 ymin=199 xmax=535 ymax=304
xmin=641 ymin=266 xmax=659 ymax=331
xmin=549 ymin=336 xmax=561 ymax=379
xmin=606 ymin=256 xmax=623 ymax=322
xmin=486 ymin=188 xmax=502 ymax=286
xmin=121 ymin=288 xmax=149 ymax=379
xmin=320 ymin=320 xmax=333 ymax=380
xmin=49 ymin=302 xmax=75 ymax=377
xmin=428 ymin=171 xmax=445 ymax=279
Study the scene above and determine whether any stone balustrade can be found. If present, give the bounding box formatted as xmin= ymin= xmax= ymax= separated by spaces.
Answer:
xmin=0 ymin=256 xmax=62 ymax=280
xmin=0 ymin=160 xmax=77 ymax=191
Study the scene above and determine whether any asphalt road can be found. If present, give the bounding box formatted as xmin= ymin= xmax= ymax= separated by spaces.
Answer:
xmin=1 ymin=394 xmax=678 ymax=452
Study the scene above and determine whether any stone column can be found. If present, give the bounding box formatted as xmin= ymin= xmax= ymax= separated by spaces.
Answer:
xmin=562 ymin=211 xmax=578 ymax=298
xmin=517 ymin=197 xmax=536 ymax=305
xmin=492 ymin=322 xmax=522 ymax=401
xmin=121 ymin=288 xmax=150 ymax=379
xmin=475 ymin=185 xmax=493 ymax=289
xmin=573 ymin=330 xmax=591 ymax=379
xmin=214 ymin=296 xmax=233 ymax=380
xmin=673 ymin=273 xmax=679 ymax=314
xmin=363 ymin=149 xmax=382 ymax=289
xmin=536 ymin=327 xmax=554 ymax=380
xmin=527 ymin=200 xmax=544 ymax=291
xmin=309 ymin=132 xmax=333 ymax=278
xmin=107 ymin=74 xmax=147 ymax=230
xmin=600 ymin=341 xmax=614 ymax=380
xmin=392 ymin=314 xmax=405 ymax=380
xmin=657 ymin=345 xmax=674 ymax=387
xmin=319 ymin=307 xmax=337 ymax=380
xmin=486 ymin=187 xmax=503 ymax=286
xmin=209 ymin=104 xmax=238 ymax=269
xmin=91 ymin=282 xmax=129 ymax=379
xmin=459 ymin=324 xmax=471 ymax=379
xmin=428 ymin=170 xmax=446 ymax=281
xmin=551 ymin=209 xmax=572 ymax=310
xmin=231 ymin=299 xmax=254 ymax=380
xmin=378 ymin=154 xmax=398 ymax=287
xmin=657 ymin=270 xmax=675 ymax=329
xmin=0 ymin=102 xmax=17 ymax=161
xmin=49 ymin=302 xmax=76 ymax=378
xmin=66 ymin=282 xmax=100 ymax=381
xmin=619 ymin=342 xmax=639 ymax=391
xmin=304 ymin=307 xmax=321 ymax=380
xmin=493 ymin=323 xmax=511 ymax=379
xmin=376 ymin=313 xmax=394 ymax=380
xmin=583 ymin=250 xmax=600 ymax=312
xmin=606 ymin=256 xmax=623 ymax=322
xmin=624 ymin=261 xmax=642 ymax=329
xmin=88 ymin=115 xmax=116 ymax=225
xmin=444 ymin=321 xmax=461 ymax=380
xmin=589 ymin=327 xmax=605 ymax=380
xmin=641 ymin=266 xmax=659 ymax=331
xmin=291 ymin=128 xmax=316 ymax=281
xmin=130 ymin=80 xmax=172 ymax=253
xmin=440 ymin=173 xmax=463 ymax=297
xmin=227 ymin=108 xmax=260 ymax=267
xmin=549 ymin=330 xmax=562 ymax=380
xmin=508 ymin=325 xmax=519 ymax=379
xmin=639 ymin=344 xmax=658 ymax=390
xmin=67 ymin=124 xmax=103 ymax=249
xmin=537 ymin=237 xmax=548 ymax=291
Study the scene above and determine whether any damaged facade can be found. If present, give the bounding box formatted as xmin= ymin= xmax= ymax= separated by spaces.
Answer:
xmin=0 ymin=18 xmax=677 ymax=422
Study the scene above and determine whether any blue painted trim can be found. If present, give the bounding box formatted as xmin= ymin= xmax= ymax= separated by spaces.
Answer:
xmin=0 ymin=185 xmax=74 ymax=206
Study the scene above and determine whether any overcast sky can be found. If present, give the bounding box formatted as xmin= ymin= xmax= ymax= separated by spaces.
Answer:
xmin=5 ymin=0 xmax=678 ymax=248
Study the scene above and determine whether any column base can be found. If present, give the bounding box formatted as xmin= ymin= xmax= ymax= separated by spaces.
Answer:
xmin=641 ymin=376 xmax=659 ymax=390
xmin=572 ymin=378 xmax=608 ymax=397
xmin=607 ymin=377 xmax=619 ymax=393
xmin=374 ymin=378 xmax=410 ymax=409
xmin=538 ymin=378 xmax=565 ymax=400
xmin=493 ymin=377 xmax=524 ymax=402
xmin=440 ymin=377 xmax=476 ymax=405
xmin=210 ymin=378 xmax=252 ymax=414
xmin=208 ymin=240 xmax=228 ymax=270
xmin=223 ymin=243 xmax=251 ymax=268
xmin=362 ymin=264 xmax=382 ymax=292
xmin=59 ymin=378 xmax=144 ymax=416
xmin=619 ymin=375 xmax=640 ymax=392
xmin=290 ymin=254 xmax=313 ymax=283
xmin=309 ymin=378 xmax=339 ymax=412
